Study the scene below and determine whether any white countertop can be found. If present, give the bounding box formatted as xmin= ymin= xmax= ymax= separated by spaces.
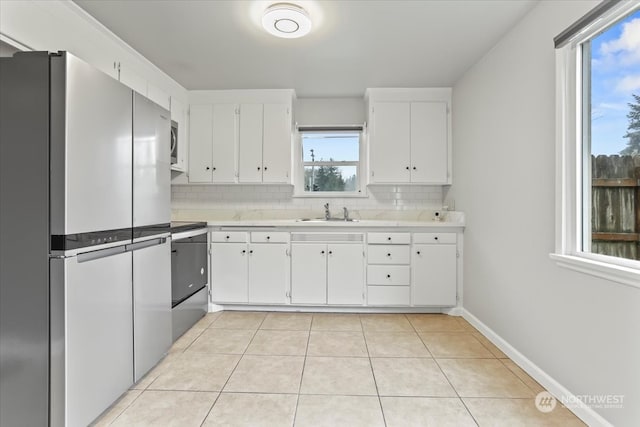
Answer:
xmin=172 ymin=209 xmax=465 ymax=230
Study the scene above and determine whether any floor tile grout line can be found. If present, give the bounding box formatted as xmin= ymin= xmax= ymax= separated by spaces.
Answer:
xmin=292 ymin=314 xmax=314 ymax=427
xmin=100 ymin=389 xmax=145 ymax=426
xmin=360 ymin=314 xmax=388 ymax=427
xmin=431 ymin=357 xmax=483 ymax=427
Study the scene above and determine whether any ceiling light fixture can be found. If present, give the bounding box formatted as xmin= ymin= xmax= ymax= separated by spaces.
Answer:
xmin=262 ymin=3 xmax=312 ymax=39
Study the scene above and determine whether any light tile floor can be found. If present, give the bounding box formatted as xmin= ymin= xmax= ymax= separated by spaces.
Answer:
xmin=93 ymin=312 xmax=585 ymax=427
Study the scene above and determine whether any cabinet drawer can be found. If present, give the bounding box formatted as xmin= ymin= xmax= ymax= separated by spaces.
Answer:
xmin=367 ymin=265 xmax=410 ymax=286
xmin=368 ymin=232 xmax=411 ymax=245
xmin=413 ymin=233 xmax=456 ymax=244
xmin=211 ymin=231 xmax=247 ymax=243
xmin=251 ymin=232 xmax=289 ymax=243
xmin=367 ymin=245 xmax=410 ymax=265
xmin=367 ymin=286 xmax=410 ymax=306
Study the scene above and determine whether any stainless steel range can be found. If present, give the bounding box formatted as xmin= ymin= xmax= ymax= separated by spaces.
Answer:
xmin=170 ymin=222 xmax=209 ymax=341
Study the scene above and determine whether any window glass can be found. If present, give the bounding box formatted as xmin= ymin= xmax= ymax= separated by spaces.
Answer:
xmin=583 ymin=9 xmax=640 ymax=261
xmin=300 ymin=131 xmax=360 ymax=193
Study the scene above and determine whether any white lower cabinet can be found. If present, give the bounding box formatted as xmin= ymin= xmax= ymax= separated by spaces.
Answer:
xmin=210 ymin=242 xmax=248 ymax=303
xmin=411 ymin=233 xmax=457 ymax=306
xmin=209 ymin=228 xmax=459 ymax=308
xmin=211 ymin=232 xmax=289 ymax=304
xmin=248 ymin=244 xmax=289 ymax=304
xmin=291 ymin=243 xmax=327 ymax=304
xmin=291 ymin=243 xmax=364 ymax=305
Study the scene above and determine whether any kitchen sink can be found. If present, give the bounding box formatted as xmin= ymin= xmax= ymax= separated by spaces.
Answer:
xmin=297 ymin=218 xmax=359 ymax=222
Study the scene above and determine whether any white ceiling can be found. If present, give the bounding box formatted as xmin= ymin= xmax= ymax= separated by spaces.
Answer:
xmin=73 ymin=0 xmax=537 ymax=97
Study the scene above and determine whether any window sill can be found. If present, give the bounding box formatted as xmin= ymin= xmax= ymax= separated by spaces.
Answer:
xmin=292 ymin=192 xmax=368 ymax=199
xmin=549 ymin=253 xmax=640 ymax=290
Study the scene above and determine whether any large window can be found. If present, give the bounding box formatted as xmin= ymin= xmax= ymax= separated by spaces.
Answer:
xmin=555 ymin=2 xmax=640 ymax=286
xmin=298 ymin=129 xmax=363 ymax=195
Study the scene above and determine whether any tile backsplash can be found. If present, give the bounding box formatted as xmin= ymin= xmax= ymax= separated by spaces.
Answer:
xmin=171 ymin=184 xmax=443 ymax=214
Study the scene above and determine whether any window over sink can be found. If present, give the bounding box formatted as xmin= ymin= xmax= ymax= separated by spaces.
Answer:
xmin=294 ymin=127 xmax=366 ymax=197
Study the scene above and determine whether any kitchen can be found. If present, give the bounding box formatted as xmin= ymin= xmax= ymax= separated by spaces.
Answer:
xmin=0 ymin=1 xmax=638 ymax=427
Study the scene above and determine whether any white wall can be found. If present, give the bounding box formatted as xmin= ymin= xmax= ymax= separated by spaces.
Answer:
xmin=295 ymin=98 xmax=365 ymax=126
xmin=449 ymin=1 xmax=640 ymax=426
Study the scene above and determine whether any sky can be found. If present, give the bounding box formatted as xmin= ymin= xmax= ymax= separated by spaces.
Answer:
xmin=590 ymin=9 xmax=640 ymax=155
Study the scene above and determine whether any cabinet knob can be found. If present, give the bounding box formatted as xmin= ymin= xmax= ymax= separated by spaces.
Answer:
xmin=405 ymin=166 xmax=410 ymax=170
xmin=226 ymin=235 xmax=230 ymax=239
xmin=321 ymin=250 xmax=325 ymax=254
xmin=241 ymin=250 xmax=246 ymax=254
xmin=212 ymin=167 xmax=217 ymax=171
xmin=387 ymin=237 xmax=392 ymax=241
xmin=386 ymin=274 xmax=391 ymax=278
xmin=206 ymin=166 xmax=210 ymax=170
xmin=266 ymin=236 xmax=270 ymax=240
xmin=434 ymin=237 xmax=439 ymax=241
xmin=413 ymin=166 xmax=416 ymax=170
xmin=387 ymin=253 xmax=391 ymax=257
xmin=257 ymin=166 xmax=261 ymax=170
xmin=329 ymin=250 xmax=333 ymax=255
xmin=249 ymin=250 xmax=253 ymax=254
xmin=417 ymin=251 xmax=421 ymax=255
xmin=264 ymin=166 xmax=268 ymax=171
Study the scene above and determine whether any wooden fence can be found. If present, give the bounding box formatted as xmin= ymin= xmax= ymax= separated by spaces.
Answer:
xmin=591 ymin=155 xmax=640 ymax=260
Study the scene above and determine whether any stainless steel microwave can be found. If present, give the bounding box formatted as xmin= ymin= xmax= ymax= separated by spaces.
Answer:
xmin=170 ymin=120 xmax=178 ymax=165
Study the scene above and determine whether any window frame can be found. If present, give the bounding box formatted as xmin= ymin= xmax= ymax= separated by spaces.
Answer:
xmin=553 ymin=1 xmax=640 ymax=289
xmin=293 ymin=127 xmax=368 ymax=198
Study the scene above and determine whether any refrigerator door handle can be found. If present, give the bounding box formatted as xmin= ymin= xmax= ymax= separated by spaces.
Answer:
xmin=126 ymin=237 xmax=167 ymax=252
xmin=77 ymin=245 xmax=127 ymax=263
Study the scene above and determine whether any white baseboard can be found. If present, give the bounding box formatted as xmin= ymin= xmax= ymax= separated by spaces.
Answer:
xmin=462 ymin=309 xmax=613 ymax=427
xmin=208 ymin=304 xmax=450 ymax=314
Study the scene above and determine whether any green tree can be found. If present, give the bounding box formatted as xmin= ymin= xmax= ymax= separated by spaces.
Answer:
xmin=314 ymin=164 xmax=345 ymax=191
xmin=620 ymin=93 xmax=640 ymax=156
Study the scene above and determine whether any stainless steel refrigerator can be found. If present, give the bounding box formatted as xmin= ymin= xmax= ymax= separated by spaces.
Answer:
xmin=0 ymin=51 xmax=171 ymax=427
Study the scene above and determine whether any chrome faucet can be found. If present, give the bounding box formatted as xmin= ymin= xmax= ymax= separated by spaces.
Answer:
xmin=343 ymin=207 xmax=349 ymax=221
xmin=324 ymin=203 xmax=331 ymax=220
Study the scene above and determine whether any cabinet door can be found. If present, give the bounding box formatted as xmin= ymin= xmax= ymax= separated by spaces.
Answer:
xmin=262 ymin=104 xmax=291 ymax=183
xmin=410 ymin=102 xmax=448 ymax=183
xmin=248 ymin=244 xmax=288 ymax=304
xmin=119 ymin=63 xmax=147 ymax=96
xmin=212 ymin=104 xmax=237 ymax=183
xmin=188 ymin=104 xmax=213 ymax=183
xmin=370 ymin=102 xmax=410 ymax=183
xmin=291 ymin=243 xmax=326 ymax=304
xmin=210 ymin=243 xmax=248 ymax=303
xmin=327 ymin=244 xmax=364 ymax=305
xmin=238 ymin=104 xmax=264 ymax=183
xmin=411 ymin=244 xmax=457 ymax=306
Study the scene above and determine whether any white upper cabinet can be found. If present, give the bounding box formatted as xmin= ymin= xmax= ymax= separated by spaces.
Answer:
xmin=238 ymin=104 xmax=264 ymax=183
xmin=187 ymin=90 xmax=294 ymax=184
xmin=370 ymin=102 xmax=411 ymax=183
xmin=410 ymin=102 xmax=448 ymax=183
xmin=148 ymin=83 xmax=170 ymax=111
xmin=188 ymin=105 xmax=214 ymax=183
xmin=262 ymin=103 xmax=291 ymax=183
xmin=211 ymin=104 xmax=238 ymax=183
xmin=367 ymin=88 xmax=452 ymax=185
xmin=118 ymin=62 xmax=147 ymax=97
